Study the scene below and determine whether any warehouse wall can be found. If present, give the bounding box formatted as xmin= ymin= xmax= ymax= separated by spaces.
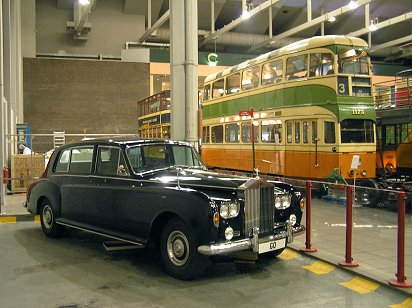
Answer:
xmin=23 ymin=58 xmax=149 ymax=151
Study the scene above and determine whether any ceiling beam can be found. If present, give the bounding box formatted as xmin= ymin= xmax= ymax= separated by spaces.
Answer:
xmin=347 ymin=11 xmax=412 ymax=37
xmin=371 ymin=35 xmax=412 ymax=52
xmin=138 ymin=9 xmax=170 ymax=43
xmin=199 ymin=0 xmax=283 ymax=48
xmin=248 ymin=0 xmax=373 ymax=52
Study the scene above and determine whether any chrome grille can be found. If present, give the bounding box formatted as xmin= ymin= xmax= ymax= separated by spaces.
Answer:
xmin=243 ymin=178 xmax=275 ymax=235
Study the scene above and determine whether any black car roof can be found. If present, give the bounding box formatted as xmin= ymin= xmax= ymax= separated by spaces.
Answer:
xmin=57 ymin=137 xmax=191 ymax=150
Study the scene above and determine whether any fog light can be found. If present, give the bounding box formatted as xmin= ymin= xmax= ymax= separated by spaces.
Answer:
xmin=289 ymin=214 xmax=297 ymax=226
xmin=225 ymin=227 xmax=234 ymax=240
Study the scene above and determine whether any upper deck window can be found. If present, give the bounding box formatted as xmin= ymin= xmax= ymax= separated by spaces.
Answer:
xmin=338 ymin=49 xmax=370 ymax=75
xmin=203 ymin=84 xmax=211 ymax=101
xmin=241 ymin=66 xmax=260 ymax=91
xmin=309 ymin=53 xmax=334 ymax=77
xmin=286 ymin=55 xmax=307 ymax=80
xmin=226 ymin=73 xmax=241 ymax=95
xmin=212 ymin=79 xmax=224 ymax=98
xmin=262 ymin=60 xmax=283 ymax=86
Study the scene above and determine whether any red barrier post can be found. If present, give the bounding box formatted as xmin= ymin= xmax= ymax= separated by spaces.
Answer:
xmin=300 ymin=180 xmax=317 ymax=252
xmin=339 ymin=185 xmax=359 ymax=267
xmin=389 ymin=191 xmax=412 ymax=287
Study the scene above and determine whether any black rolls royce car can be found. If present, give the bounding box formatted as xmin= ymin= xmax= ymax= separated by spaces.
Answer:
xmin=25 ymin=137 xmax=305 ymax=280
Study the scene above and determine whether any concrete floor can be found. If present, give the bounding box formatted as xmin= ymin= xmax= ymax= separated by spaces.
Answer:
xmin=0 ymin=221 xmax=411 ymax=308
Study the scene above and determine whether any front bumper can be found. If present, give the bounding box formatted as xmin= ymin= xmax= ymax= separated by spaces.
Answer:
xmin=198 ymin=223 xmax=305 ymax=256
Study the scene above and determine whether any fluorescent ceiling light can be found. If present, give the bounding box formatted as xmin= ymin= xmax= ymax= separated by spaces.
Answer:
xmin=328 ymin=16 xmax=336 ymax=22
xmin=242 ymin=11 xmax=251 ymax=19
xmin=79 ymin=0 xmax=90 ymax=5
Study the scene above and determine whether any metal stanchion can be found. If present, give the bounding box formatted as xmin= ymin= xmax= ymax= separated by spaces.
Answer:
xmin=339 ymin=185 xmax=359 ymax=267
xmin=389 ymin=191 xmax=412 ymax=288
xmin=300 ymin=180 xmax=317 ymax=252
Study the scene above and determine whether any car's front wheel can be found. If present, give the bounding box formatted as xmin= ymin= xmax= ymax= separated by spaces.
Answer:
xmin=40 ymin=199 xmax=63 ymax=238
xmin=160 ymin=218 xmax=207 ymax=280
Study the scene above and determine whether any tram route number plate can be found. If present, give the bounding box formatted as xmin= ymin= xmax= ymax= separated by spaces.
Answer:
xmin=258 ymin=238 xmax=286 ymax=254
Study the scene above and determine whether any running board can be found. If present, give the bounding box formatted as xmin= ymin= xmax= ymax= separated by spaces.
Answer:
xmin=103 ymin=240 xmax=144 ymax=252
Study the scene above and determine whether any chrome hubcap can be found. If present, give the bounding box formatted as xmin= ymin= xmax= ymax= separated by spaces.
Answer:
xmin=42 ymin=205 xmax=53 ymax=229
xmin=167 ymin=231 xmax=189 ymax=267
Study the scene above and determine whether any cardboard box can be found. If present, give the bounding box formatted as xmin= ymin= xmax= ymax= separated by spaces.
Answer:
xmin=11 ymin=154 xmax=45 ymax=192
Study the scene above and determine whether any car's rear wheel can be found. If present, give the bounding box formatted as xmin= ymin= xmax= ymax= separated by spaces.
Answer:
xmin=40 ymin=199 xmax=63 ymax=238
xmin=160 ymin=217 xmax=207 ymax=280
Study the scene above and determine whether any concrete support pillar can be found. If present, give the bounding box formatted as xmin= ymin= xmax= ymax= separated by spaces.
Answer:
xmin=0 ymin=0 xmax=5 ymax=207
xmin=170 ymin=0 xmax=199 ymax=145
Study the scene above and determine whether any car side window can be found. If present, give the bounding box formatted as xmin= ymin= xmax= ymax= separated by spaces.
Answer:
xmin=54 ymin=149 xmax=71 ymax=173
xmin=68 ymin=146 xmax=94 ymax=175
xmin=96 ymin=146 xmax=130 ymax=177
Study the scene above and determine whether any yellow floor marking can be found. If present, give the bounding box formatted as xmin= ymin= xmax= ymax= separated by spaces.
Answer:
xmin=339 ymin=276 xmax=380 ymax=294
xmin=303 ymin=260 xmax=335 ymax=275
xmin=0 ymin=216 xmax=16 ymax=224
xmin=391 ymin=298 xmax=412 ymax=308
xmin=277 ymin=248 xmax=300 ymax=260
xmin=34 ymin=215 xmax=40 ymax=222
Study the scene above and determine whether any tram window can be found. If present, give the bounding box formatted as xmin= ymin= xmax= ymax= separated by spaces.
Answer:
xmin=287 ymin=122 xmax=293 ymax=143
xmin=261 ymin=120 xmax=282 ymax=143
xmin=312 ymin=121 xmax=318 ymax=143
xmin=211 ymin=125 xmax=223 ymax=143
xmin=341 ymin=119 xmax=374 ymax=143
xmin=242 ymin=122 xmax=259 ymax=143
xmin=203 ymin=84 xmax=211 ymax=101
xmin=226 ymin=73 xmax=241 ymax=95
xmin=303 ymin=122 xmax=309 ymax=144
xmin=202 ymin=126 xmax=210 ymax=143
xmin=212 ymin=79 xmax=224 ymax=98
xmin=338 ymin=49 xmax=370 ymax=75
xmin=162 ymin=126 xmax=170 ymax=139
xmin=295 ymin=122 xmax=301 ymax=143
xmin=242 ymin=66 xmax=260 ymax=91
xmin=225 ymin=123 xmax=240 ymax=143
xmin=286 ymin=55 xmax=307 ymax=80
xmin=309 ymin=53 xmax=334 ymax=77
xmin=262 ymin=60 xmax=283 ymax=86
xmin=324 ymin=121 xmax=336 ymax=144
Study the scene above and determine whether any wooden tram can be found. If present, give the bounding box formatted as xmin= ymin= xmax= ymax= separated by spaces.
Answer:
xmin=200 ymin=36 xmax=377 ymax=204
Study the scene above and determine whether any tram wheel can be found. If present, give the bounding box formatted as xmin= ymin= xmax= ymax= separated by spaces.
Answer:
xmin=354 ymin=179 xmax=379 ymax=207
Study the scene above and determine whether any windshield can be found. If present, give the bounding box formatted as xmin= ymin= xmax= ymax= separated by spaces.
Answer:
xmin=126 ymin=144 xmax=206 ymax=173
xmin=341 ymin=119 xmax=374 ymax=143
xmin=338 ymin=49 xmax=370 ymax=75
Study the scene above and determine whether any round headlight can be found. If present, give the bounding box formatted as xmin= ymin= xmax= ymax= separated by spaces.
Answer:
xmin=289 ymin=214 xmax=297 ymax=225
xmin=361 ymin=169 xmax=367 ymax=176
xmin=220 ymin=204 xmax=229 ymax=219
xmin=225 ymin=227 xmax=234 ymax=240
xmin=281 ymin=195 xmax=291 ymax=208
xmin=229 ymin=202 xmax=239 ymax=217
xmin=275 ymin=196 xmax=282 ymax=209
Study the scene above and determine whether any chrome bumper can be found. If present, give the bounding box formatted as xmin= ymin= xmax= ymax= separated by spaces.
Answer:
xmin=198 ymin=223 xmax=305 ymax=256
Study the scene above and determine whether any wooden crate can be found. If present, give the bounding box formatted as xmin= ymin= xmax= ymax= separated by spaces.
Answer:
xmin=11 ymin=154 xmax=45 ymax=192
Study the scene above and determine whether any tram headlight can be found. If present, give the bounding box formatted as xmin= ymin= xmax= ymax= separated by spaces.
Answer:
xmin=274 ymin=194 xmax=291 ymax=209
xmin=361 ymin=169 xmax=367 ymax=177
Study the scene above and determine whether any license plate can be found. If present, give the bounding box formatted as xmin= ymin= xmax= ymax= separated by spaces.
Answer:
xmin=258 ymin=238 xmax=286 ymax=254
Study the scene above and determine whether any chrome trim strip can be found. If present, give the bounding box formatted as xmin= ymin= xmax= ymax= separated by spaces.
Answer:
xmin=56 ymin=221 xmax=145 ymax=247
xmin=292 ymin=225 xmax=305 ymax=237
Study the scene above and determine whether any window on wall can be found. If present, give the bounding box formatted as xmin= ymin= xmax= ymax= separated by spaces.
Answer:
xmin=324 ymin=121 xmax=336 ymax=144
xmin=202 ymin=126 xmax=210 ymax=143
xmin=241 ymin=122 xmax=259 ymax=143
xmin=211 ymin=125 xmax=223 ymax=143
xmin=287 ymin=121 xmax=293 ymax=143
xmin=312 ymin=120 xmax=318 ymax=143
xmin=286 ymin=55 xmax=307 ymax=80
xmin=241 ymin=66 xmax=260 ymax=91
xmin=262 ymin=60 xmax=283 ymax=86
xmin=295 ymin=122 xmax=301 ymax=143
xmin=212 ymin=79 xmax=224 ymax=98
xmin=303 ymin=121 xmax=309 ymax=144
xmin=226 ymin=73 xmax=241 ymax=95
xmin=261 ymin=120 xmax=282 ymax=143
xmin=225 ymin=123 xmax=240 ymax=143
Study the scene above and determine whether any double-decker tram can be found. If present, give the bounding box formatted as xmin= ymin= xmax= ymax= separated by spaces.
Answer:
xmin=200 ymin=35 xmax=377 ymax=204
xmin=375 ymin=69 xmax=412 ymax=177
xmin=137 ymin=90 xmax=171 ymax=139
